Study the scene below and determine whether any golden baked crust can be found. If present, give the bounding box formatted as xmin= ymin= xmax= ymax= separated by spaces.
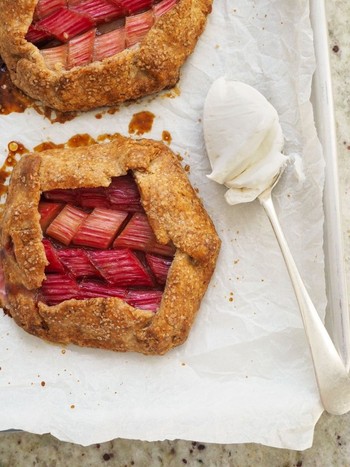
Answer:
xmin=1 ymin=135 xmax=220 ymax=354
xmin=0 ymin=0 xmax=212 ymax=112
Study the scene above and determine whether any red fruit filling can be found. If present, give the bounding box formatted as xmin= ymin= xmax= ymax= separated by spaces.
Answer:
xmin=113 ymin=212 xmax=175 ymax=256
xmin=39 ymin=202 xmax=64 ymax=231
xmin=27 ymin=0 xmax=178 ymax=70
xmin=39 ymin=173 xmax=175 ymax=311
xmin=145 ymin=253 xmax=172 ymax=284
xmin=72 ymin=207 xmax=128 ymax=248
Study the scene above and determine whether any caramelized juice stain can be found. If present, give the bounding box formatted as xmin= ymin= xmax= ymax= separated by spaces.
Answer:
xmin=128 ymin=111 xmax=155 ymax=136
xmin=0 ymin=63 xmax=76 ymax=123
xmin=163 ymin=86 xmax=181 ymax=99
xmin=7 ymin=141 xmax=28 ymax=158
xmin=34 ymin=134 xmax=98 ymax=153
xmin=0 ymin=66 xmax=32 ymax=115
xmin=162 ymin=130 xmax=172 ymax=145
xmin=34 ymin=141 xmax=65 ymax=152
xmin=107 ymin=106 xmax=120 ymax=115
xmin=97 ymin=133 xmax=122 ymax=143
xmin=37 ymin=106 xmax=77 ymax=124
xmin=66 ymin=134 xmax=97 ymax=147
xmin=0 ymin=141 xmax=29 ymax=203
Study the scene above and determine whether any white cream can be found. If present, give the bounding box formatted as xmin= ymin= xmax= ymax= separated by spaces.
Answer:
xmin=203 ymin=78 xmax=288 ymax=205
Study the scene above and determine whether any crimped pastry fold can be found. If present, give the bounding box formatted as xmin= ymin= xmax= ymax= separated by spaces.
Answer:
xmin=1 ymin=136 xmax=220 ymax=354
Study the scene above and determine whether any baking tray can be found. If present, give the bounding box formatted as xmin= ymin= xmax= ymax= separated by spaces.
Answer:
xmin=310 ymin=0 xmax=350 ymax=370
xmin=0 ymin=0 xmax=349 ymax=442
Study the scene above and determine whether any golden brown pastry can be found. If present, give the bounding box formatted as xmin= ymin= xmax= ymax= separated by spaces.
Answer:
xmin=0 ymin=135 xmax=220 ymax=354
xmin=0 ymin=0 xmax=212 ymax=112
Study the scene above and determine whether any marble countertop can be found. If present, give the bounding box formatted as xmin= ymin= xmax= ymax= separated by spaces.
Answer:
xmin=1 ymin=1 xmax=350 ymax=465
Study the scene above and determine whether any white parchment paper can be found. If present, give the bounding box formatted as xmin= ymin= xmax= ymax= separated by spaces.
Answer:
xmin=0 ymin=0 xmax=326 ymax=449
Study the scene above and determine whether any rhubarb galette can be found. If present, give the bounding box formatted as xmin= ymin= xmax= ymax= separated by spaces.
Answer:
xmin=0 ymin=0 xmax=212 ymax=111
xmin=0 ymin=136 xmax=220 ymax=354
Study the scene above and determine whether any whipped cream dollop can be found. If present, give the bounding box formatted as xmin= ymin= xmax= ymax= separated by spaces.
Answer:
xmin=203 ymin=78 xmax=288 ymax=205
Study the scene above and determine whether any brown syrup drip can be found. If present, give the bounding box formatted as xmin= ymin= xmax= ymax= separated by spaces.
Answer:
xmin=0 ymin=63 xmax=76 ymax=123
xmin=34 ymin=134 xmax=98 ymax=153
xmin=162 ymin=86 xmax=181 ymax=99
xmin=33 ymin=141 xmax=65 ymax=152
xmin=0 ymin=142 xmax=29 ymax=196
xmin=128 ymin=111 xmax=155 ymax=135
xmin=162 ymin=130 xmax=172 ymax=145
xmin=38 ymin=106 xmax=77 ymax=124
xmin=107 ymin=106 xmax=120 ymax=115
xmin=66 ymin=133 xmax=97 ymax=148
xmin=0 ymin=142 xmax=29 ymax=219
xmin=0 ymin=66 xmax=32 ymax=115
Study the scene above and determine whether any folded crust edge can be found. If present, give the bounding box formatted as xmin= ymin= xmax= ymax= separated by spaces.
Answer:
xmin=1 ymin=135 xmax=220 ymax=355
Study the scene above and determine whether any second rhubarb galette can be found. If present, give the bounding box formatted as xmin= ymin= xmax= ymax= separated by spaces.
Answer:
xmin=0 ymin=0 xmax=212 ymax=111
xmin=0 ymin=135 xmax=220 ymax=354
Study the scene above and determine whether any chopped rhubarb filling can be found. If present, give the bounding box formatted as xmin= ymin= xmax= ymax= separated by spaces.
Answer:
xmin=27 ymin=0 xmax=178 ymax=70
xmin=39 ymin=173 xmax=175 ymax=311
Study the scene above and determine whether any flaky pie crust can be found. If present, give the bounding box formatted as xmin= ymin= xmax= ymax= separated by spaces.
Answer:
xmin=0 ymin=0 xmax=212 ymax=112
xmin=0 ymin=136 xmax=220 ymax=355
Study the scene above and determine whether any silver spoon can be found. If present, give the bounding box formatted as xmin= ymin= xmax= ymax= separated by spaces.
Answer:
xmin=203 ymin=78 xmax=350 ymax=415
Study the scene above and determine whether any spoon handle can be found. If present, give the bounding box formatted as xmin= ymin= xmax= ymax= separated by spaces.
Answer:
xmin=260 ymin=194 xmax=350 ymax=415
